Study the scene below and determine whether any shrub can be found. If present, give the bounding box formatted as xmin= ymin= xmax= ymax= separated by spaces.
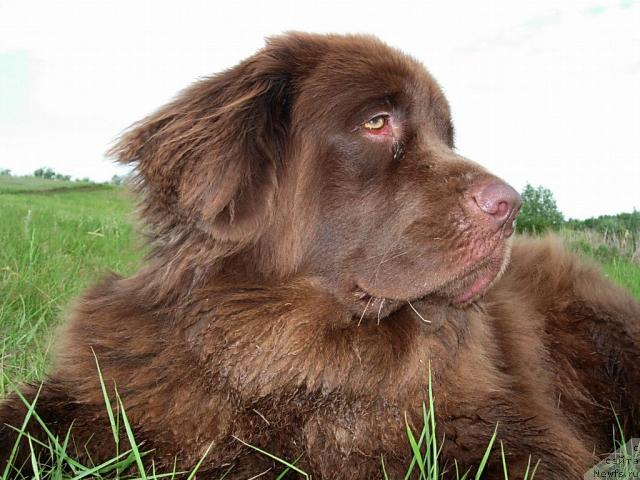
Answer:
xmin=33 ymin=168 xmax=73 ymax=181
xmin=516 ymin=184 xmax=564 ymax=234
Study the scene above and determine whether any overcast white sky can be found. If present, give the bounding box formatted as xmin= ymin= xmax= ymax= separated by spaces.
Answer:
xmin=0 ymin=0 xmax=638 ymax=219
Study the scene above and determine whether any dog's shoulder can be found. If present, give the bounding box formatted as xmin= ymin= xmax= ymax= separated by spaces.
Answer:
xmin=491 ymin=234 xmax=639 ymax=320
xmin=503 ymin=234 xmax=581 ymax=300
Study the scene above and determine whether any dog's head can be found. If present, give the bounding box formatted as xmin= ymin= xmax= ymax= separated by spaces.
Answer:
xmin=112 ymin=33 xmax=521 ymax=316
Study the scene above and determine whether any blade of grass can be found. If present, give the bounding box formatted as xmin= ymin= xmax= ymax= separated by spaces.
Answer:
xmin=1 ymin=380 xmax=42 ymax=480
xmin=405 ymin=412 xmax=427 ymax=479
xmin=114 ymin=388 xmax=147 ymax=479
xmin=474 ymin=423 xmax=498 ymax=480
xmin=92 ymin=350 xmax=119 ymax=447
xmin=186 ymin=441 xmax=214 ymax=480
xmin=381 ymin=453 xmax=390 ymax=480
xmin=522 ymin=455 xmax=532 ymax=480
xmin=217 ymin=463 xmax=236 ymax=480
xmin=427 ymin=365 xmax=438 ymax=480
xmin=529 ymin=458 xmax=540 ymax=479
xmin=232 ymin=436 xmax=309 ymax=479
xmin=71 ymin=449 xmax=140 ymax=479
xmin=422 ymin=402 xmax=433 ymax=478
xmin=27 ymin=436 xmax=40 ymax=480
xmin=275 ymin=452 xmax=304 ymax=480
xmin=404 ymin=407 xmax=428 ymax=480
xmin=500 ymin=441 xmax=508 ymax=480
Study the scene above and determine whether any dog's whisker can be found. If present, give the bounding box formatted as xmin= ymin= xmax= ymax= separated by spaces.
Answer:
xmin=370 ymin=236 xmax=403 ymax=286
xmin=408 ymin=300 xmax=431 ymax=324
xmin=365 ymin=248 xmax=409 ymax=264
xmin=358 ymin=296 xmax=373 ymax=327
xmin=377 ymin=298 xmax=385 ymax=325
xmin=378 ymin=250 xmax=409 ymax=265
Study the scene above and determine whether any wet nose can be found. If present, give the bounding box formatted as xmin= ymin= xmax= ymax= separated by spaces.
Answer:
xmin=471 ymin=181 xmax=522 ymax=230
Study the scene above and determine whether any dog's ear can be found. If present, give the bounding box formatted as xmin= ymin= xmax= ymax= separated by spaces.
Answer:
xmin=109 ymin=42 xmax=297 ymax=242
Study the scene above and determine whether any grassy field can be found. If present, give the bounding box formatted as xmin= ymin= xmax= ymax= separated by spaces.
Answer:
xmin=0 ymin=175 xmax=638 ymax=478
xmin=561 ymin=228 xmax=640 ymax=299
xmin=0 ymin=178 xmax=142 ymax=396
xmin=0 ymin=176 xmax=95 ymax=194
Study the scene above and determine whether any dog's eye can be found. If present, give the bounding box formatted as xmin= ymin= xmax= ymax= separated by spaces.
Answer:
xmin=363 ymin=115 xmax=387 ymax=131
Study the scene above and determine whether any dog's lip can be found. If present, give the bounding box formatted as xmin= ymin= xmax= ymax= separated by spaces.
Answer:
xmin=354 ymin=235 xmax=508 ymax=308
xmin=449 ymin=252 xmax=504 ymax=304
xmin=451 ymin=272 xmax=496 ymax=304
xmin=434 ymin=238 xmax=507 ymax=305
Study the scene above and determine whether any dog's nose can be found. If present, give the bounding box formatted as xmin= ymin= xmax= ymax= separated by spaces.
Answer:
xmin=471 ymin=181 xmax=522 ymax=232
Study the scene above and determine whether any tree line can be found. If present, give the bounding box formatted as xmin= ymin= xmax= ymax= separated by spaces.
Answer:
xmin=0 ymin=167 xmax=128 ymax=185
xmin=517 ymin=184 xmax=638 ymax=235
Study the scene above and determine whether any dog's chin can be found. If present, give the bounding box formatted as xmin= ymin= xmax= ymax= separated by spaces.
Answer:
xmin=351 ymin=238 xmax=512 ymax=320
xmin=435 ymin=239 xmax=512 ymax=307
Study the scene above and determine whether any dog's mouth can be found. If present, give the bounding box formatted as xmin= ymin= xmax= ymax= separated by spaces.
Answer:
xmin=353 ymin=237 xmax=511 ymax=319
xmin=435 ymin=241 xmax=508 ymax=305
xmin=450 ymin=263 xmax=501 ymax=304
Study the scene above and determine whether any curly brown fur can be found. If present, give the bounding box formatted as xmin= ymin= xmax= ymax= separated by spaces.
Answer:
xmin=1 ymin=33 xmax=639 ymax=479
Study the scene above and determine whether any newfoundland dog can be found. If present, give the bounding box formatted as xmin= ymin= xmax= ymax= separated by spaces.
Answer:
xmin=1 ymin=32 xmax=639 ymax=479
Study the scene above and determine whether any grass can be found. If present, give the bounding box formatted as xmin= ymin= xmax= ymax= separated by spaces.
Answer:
xmin=560 ymin=228 xmax=640 ymax=298
xmin=0 ymin=176 xmax=95 ymax=194
xmin=1 ymin=175 xmax=638 ymax=478
xmin=3 ymin=362 xmax=535 ymax=480
xmin=0 ymin=177 xmax=142 ymax=394
xmin=0 ymin=357 xmax=208 ymax=479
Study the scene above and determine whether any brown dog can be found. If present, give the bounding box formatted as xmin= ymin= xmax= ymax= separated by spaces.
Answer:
xmin=1 ymin=33 xmax=639 ymax=479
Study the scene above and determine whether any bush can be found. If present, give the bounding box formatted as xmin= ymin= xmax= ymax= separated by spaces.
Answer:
xmin=110 ymin=173 xmax=132 ymax=186
xmin=33 ymin=168 xmax=71 ymax=181
xmin=516 ymin=184 xmax=564 ymax=234
xmin=566 ymin=210 xmax=640 ymax=235
xmin=111 ymin=174 xmax=124 ymax=185
xmin=34 ymin=167 xmax=56 ymax=179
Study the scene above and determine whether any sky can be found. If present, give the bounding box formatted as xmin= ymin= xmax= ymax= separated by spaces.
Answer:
xmin=0 ymin=0 xmax=638 ymax=219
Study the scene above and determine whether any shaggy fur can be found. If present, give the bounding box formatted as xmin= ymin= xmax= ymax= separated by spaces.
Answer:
xmin=1 ymin=33 xmax=639 ymax=479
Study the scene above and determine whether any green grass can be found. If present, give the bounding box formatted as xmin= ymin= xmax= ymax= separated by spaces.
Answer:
xmin=602 ymin=259 xmax=640 ymax=300
xmin=0 ymin=180 xmax=142 ymax=394
xmin=1 ymin=357 xmax=210 ymax=479
xmin=3 ymin=362 xmax=533 ymax=480
xmin=0 ymin=176 xmax=95 ymax=194
xmin=560 ymin=228 xmax=640 ymax=299
xmin=1 ymin=176 xmax=638 ymax=478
